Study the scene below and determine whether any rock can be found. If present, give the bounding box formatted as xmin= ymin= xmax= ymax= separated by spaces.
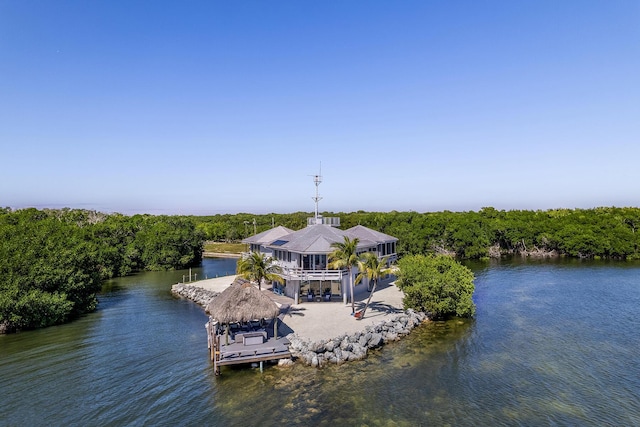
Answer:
xmin=324 ymin=340 xmax=336 ymax=352
xmin=302 ymin=352 xmax=315 ymax=366
xmin=278 ymin=358 xmax=294 ymax=367
xmin=367 ymin=333 xmax=383 ymax=348
xmin=333 ymin=347 xmax=344 ymax=363
xmin=358 ymin=332 xmax=372 ymax=347
xmin=383 ymin=331 xmax=398 ymax=342
xmin=309 ymin=340 xmax=326 ymax=353
xmin=350 ymin=344 xmax=368 ymax=360
xmin=340 ymin=337 xmax=352 ymax=351
xmin=287 ymin=334 xmax=306 ymax=352
xmin=171 ymin=284 xmax=219 ymax=308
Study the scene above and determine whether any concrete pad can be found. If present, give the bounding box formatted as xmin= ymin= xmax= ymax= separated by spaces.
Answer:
xmin=185 ymin=275 xmax=406 ymax=343
xmin=188 ymin=275 xmax=238 ymax=293
xmin=279 ymin=278 xmax=405 ymax=342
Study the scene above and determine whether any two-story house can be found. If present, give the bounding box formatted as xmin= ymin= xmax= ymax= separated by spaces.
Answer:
xmin=242 ymin=215 xmax=398 ymax=304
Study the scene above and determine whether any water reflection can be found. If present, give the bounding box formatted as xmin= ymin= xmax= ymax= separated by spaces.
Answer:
xmin=2 ymin=259 xmax=640 ymax=426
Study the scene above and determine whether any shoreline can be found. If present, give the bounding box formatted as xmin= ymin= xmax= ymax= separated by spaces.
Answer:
xmin=202 ymin=252 xmax=242 ymax=259
xmin=171 ymin=275 xmax=429 ymax=367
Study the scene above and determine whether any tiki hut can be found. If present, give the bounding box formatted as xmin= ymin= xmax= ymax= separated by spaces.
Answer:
xmin=206 ymin=277 xmax=281 ymax=341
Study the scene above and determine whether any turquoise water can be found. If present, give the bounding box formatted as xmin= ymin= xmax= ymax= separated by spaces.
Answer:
xmin=1 ymin=258 xmax=639 ymax=426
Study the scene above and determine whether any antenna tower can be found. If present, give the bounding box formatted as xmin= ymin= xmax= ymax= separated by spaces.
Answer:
xmin=312 ymin=163 xmax=322 ymax=223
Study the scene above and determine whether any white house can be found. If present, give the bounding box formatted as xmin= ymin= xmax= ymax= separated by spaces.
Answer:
xmin=242 ymin=214 xmax=398 ymax=303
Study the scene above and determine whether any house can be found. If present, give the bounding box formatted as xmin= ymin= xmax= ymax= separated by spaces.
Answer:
xmin=242 ymin=173 xmax=398 ymax=303
xmin=242 ymin=214 xmax=398 ymax=303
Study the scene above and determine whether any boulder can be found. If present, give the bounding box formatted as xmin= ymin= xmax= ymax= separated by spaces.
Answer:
xmin=278 ymin=358 xmax=294 ymax=367
xmin=324 ymin=340 xmax=336 ymax=352
xmin=358 ymin=332 xmax=372 ymax=347
xmin=309 ymin=340 xmax=326 ymax=353
xmin=367 ymin=333 xmax=384 ymax=348
xmin=340 ymin=337 xmax=353 ymax=351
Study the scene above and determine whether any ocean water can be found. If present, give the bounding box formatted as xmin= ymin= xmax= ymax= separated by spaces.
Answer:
xmin=1 ymin=258 xmax=639 ymax=426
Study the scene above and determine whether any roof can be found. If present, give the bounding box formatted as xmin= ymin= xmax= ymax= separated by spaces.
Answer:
xmin=266 ymin=224 xmax=350 ymax=253
xmin=242 ymin=225 xmax=294 ymax=245
xmin=205 ymin=277 xmax=280 ymax=323
xmin=262 ymin=223 xmax=396 ymax=254
xmin=345 ymin=224 xmax=398 ymax=243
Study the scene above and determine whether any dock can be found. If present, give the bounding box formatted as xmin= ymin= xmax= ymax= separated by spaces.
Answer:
xmin=206 ymin=319 xmax=291 ymax=375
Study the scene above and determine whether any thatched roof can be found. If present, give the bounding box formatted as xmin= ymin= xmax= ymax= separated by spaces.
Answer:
xmin=205 ymin=277 xmax=280 ymax=324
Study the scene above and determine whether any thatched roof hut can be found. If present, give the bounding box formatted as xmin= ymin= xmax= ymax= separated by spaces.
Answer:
xmin=206 ymin=277 xmax=280 ymax=324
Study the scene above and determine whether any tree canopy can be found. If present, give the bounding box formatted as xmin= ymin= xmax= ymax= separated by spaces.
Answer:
xmin=193 ymin=207 xmax=640 ymax=260
xmin=236 ymin=251 xmax=284 ymax=291
xmin=396 ymin=254 xmax=476 ymax=319
xmin=0 ymin=208 xmax=204 ymax=333
xmin=328 ymin=236 xmax=360 ymax=313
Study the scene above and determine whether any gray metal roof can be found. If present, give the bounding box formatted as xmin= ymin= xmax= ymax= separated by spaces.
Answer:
xmin=345 ymin=224 xmax=398 ymax=243
xmin=241 ymin=225 xmax=294 ymax=245
xmin=266 ymin=224 xmax=348 ymax=253
xmin=262 ymin=224 xmax=396 ymax=254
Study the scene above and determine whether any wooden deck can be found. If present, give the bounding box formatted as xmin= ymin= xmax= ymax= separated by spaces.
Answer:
xmin=216 ymin=336 xmax=291 ymax=366
xmin=207 ymin=318 xmax=292 ymax=375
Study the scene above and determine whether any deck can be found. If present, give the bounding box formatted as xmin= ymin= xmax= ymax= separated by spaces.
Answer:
xmin=207 ymin=316 xmax=292 ymax=374
xmin=216 ymin=336 xmax=291 ymax=366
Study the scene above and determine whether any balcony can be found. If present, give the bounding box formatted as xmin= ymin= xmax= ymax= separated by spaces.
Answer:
xmin=279 ymin=267 xmax=345 ymax=282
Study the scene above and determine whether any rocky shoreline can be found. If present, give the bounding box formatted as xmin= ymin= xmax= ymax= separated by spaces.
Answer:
xmin=172 ymin=283 xmax=429 ymax=367
xmin=171 ymin=283 xmax=219 ymax=310
xmin=285 ymin=309 xmax=428 ymax=367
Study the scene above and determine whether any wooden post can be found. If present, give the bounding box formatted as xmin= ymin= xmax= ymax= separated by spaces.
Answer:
xmin=273 ymin=317 xmax=278 ymax=340
xmin=206 ymin=321 xmax=212 ymax=358
xmin=214 ymin=335 xmax=221 ymax=376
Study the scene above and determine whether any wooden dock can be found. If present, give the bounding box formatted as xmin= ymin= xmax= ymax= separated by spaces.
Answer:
xmin=206 ymin=320 xmax=291 ymax=375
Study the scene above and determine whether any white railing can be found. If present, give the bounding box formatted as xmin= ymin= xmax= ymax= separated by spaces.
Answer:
xmin=280 ymin=267 xmax=345 ymax=281
xmin=307 ymin=216 xmax=341 ymax=227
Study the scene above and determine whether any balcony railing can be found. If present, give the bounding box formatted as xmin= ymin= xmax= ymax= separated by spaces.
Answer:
xmin=279 ymin=267 xmax=345 ymax=281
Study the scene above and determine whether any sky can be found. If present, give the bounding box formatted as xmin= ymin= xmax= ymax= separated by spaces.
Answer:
xmin=1 ymin=1 xmax=639 ymax=215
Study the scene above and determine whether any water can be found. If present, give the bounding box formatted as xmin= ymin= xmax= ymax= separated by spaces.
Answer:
xmin=2 ymin=258 xmax=640 ymax=426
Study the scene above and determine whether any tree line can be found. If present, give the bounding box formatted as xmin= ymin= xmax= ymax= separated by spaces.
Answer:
xmin=4 ymin=205 xmax=638 ymax=332
xmin=0 ymin=208 xmax=204 ymax=333
xmin=192 ymin=206 xmax=640 ymax=260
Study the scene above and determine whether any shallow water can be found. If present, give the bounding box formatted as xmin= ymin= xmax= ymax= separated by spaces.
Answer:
xmin=2 ymin=258 xmax=639 ymax=426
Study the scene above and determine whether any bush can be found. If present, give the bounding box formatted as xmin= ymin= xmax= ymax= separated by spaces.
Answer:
xmin=396 ymin=254 xmax=475 ymax=319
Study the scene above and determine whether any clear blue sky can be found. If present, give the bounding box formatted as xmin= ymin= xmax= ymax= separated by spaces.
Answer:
xmin=1 ymin=1 xmax=639 ymax=215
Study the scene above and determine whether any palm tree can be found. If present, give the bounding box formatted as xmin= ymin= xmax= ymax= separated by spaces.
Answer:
xmin=355 ymin=252 xmax=392 ymax=319
xmin=328 ymin=236 xmax=360 ymax=314
xmin=236 ymin=251 xmax=284 ymax=291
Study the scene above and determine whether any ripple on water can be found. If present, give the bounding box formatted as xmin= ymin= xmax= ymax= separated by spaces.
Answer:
xmin=3 ymin=259 xmax=640 ymax=426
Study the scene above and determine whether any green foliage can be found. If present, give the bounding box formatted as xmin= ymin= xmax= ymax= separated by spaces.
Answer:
xmin=0 ymin=208 xmax=205 ymax=332
xmin=396 ymin=254 xmax=476 ymax=319
xmin=236 ymin=251 xmax=284 ymax=290
xmin=356 ymin=253 xmax=392 ymax=290
xmin=193 ymin=207 xmax=640 ymax=260
xmin=328 ymin=236 xmax=360 ymax=313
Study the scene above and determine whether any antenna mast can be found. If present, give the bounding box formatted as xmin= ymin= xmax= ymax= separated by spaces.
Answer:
xmin=312 ymin=163 xmax=322 ymax=223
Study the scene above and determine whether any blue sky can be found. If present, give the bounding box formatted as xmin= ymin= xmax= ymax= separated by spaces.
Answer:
xmin=1 ymin=1 xmax=639 ymax=215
